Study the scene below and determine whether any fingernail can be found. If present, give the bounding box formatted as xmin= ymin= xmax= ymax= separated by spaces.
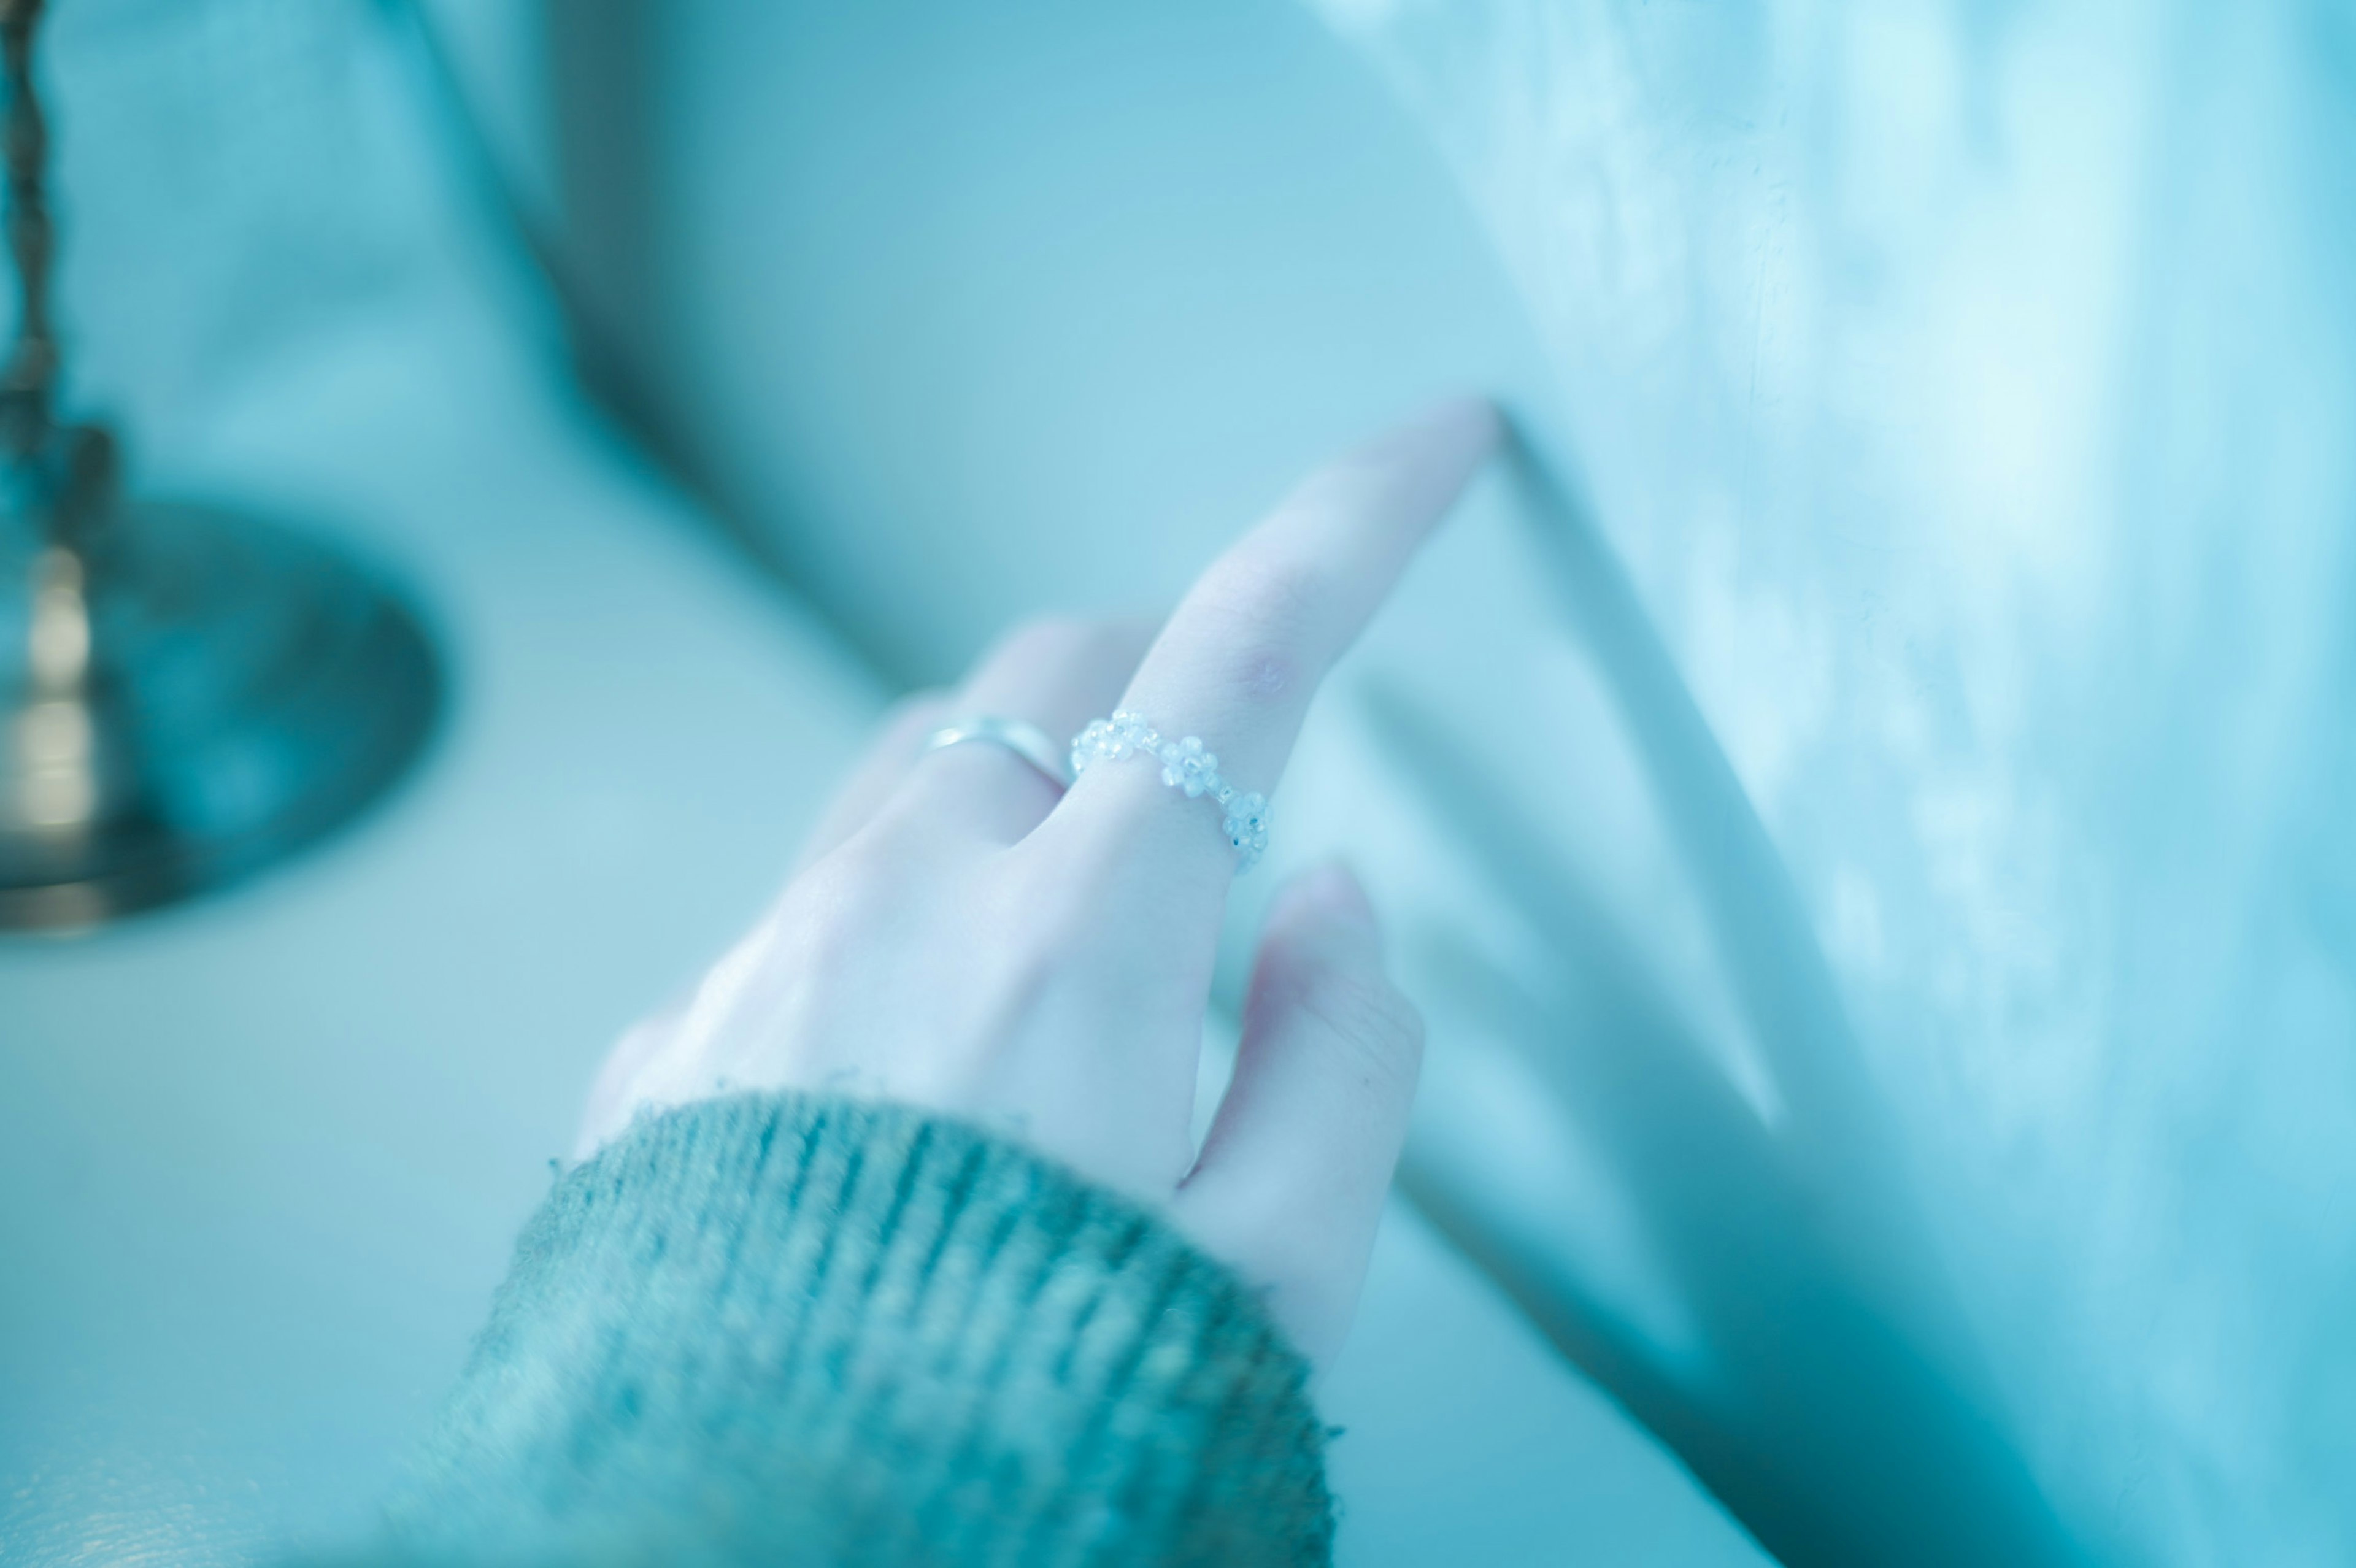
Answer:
xmin=1292 ymin=859 xmax=1376 ymax=928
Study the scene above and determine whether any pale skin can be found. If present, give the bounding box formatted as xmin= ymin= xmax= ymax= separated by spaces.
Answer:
xmin=576 ymin=397 xmax=1501 ymax=1370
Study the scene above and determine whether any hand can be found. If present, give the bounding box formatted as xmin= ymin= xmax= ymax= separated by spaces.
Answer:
xmin=576 ymin=398 xmax=1499 ymax=1369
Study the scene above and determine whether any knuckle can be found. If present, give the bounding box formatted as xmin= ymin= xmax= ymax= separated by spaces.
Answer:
xmin=1223 ymin=638 xmax=1306 ymax=708
xmin=791 ymin=835 xmax=916 ymax=945
xmin=1271 ymin=953 xmax=1423 ymax=1091
xmin=772 ymin=887 xmax=867 ymax=982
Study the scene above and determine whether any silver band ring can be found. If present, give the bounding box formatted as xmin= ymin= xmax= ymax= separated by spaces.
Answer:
xmin=922 ymin=715 xmax=1074 ymax=790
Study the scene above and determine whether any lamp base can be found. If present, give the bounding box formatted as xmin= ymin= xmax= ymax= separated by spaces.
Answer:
xmin=1 ymin=497 xmax=440 ymax=931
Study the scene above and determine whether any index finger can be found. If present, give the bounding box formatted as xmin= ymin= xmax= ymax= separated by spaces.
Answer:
xmin=1047 ymin=396 xmax=1499 ymax=888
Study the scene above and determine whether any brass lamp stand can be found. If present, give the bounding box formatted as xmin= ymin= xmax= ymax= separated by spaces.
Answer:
xmin=0 ymin=0 xmax=439 ymax=929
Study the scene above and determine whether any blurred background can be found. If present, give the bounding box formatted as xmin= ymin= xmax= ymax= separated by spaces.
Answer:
xmin=2 ymin=2 xmax=2352 ymax=1564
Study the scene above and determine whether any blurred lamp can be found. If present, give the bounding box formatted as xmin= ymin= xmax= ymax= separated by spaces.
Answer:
xmin=0 ymin=0 xmax=438 ymax=929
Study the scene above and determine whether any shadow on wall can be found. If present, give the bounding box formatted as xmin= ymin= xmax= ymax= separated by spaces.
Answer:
xmin=1374 ymin=426 xmax=2086 ymax=1568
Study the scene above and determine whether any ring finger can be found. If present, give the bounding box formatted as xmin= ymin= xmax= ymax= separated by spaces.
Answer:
xmin=898 ymin=615 xmax=1158 ymax=842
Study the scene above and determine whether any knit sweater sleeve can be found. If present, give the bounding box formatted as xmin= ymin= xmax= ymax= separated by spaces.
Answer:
xmin=352 ymin=1091 xmax=1333 ymax=1567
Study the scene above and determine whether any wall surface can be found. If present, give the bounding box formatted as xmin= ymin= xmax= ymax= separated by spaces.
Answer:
xmin=1307 ymin=2 xmax=2356 ymax=1562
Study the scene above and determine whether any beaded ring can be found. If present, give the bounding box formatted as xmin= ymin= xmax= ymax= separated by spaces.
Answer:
xmin=1070 ymin=710 xmax=1269 ymax=873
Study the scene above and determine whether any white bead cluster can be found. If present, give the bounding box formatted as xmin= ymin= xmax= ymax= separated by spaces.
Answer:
xmin=1071 ymin=710 xmax=1269 ymax=872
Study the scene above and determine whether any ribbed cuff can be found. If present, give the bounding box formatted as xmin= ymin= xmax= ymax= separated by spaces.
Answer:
xmin=388 ymin=1093 xmax=1332 ymax=1566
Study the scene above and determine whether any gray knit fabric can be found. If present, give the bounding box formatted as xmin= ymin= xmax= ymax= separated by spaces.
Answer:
xmin=357 ymin=1092 xmax=1331 ymax=1566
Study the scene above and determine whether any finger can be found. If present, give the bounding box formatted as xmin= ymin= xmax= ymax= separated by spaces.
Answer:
xmin=793 ymin=690 xmax=955 ymax=872
xmin=900 ymin=615 xmax=1157 ymax=841
xmin=574 ymin=998 xmax=685 ymax=1161
xmin=1174 ymin=864 xmax=1423 ymax=1368
xmin=1047 ymin=397 xmax=1499 ymax=891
